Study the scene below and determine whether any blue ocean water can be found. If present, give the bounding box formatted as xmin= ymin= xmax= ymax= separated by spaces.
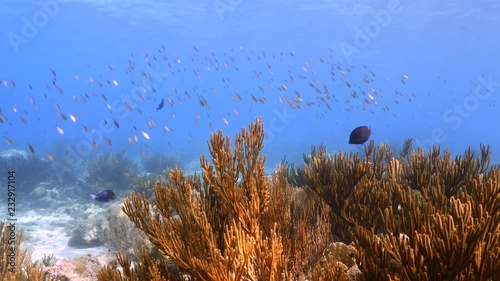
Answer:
xmin=0 ymin=0 xmax=499 ymax=172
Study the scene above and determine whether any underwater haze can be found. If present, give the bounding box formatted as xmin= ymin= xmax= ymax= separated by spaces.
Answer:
xmin=1 ymin=0 xmax=500 ymax=165
xmin=0 ymin=0 xmax=499 ymax=271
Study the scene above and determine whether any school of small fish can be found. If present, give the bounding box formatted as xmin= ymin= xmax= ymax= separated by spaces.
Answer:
xmin=0 ymin=46 xmax=415 ymax=161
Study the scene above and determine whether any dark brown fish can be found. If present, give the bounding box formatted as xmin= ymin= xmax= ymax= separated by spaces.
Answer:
xmin=349 ymin=126 xmax=371 ymax=144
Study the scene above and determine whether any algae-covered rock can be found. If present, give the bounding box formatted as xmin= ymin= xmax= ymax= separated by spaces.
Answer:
xmin=31 ymin=185 xmax=47 ymax=198
xmin=67 ymin=218 xmax=107 ymax=248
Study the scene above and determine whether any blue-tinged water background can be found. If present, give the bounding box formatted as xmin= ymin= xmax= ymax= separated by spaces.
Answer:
xmin=0 ymin=0 xmax=499 ymax=172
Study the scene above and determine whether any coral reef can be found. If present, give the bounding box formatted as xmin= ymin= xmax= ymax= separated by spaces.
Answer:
xmin=29 ymin=182 xmax=63 ymax=208
xmin=310 ymin=242 xmax=355 ymax=281
xmin=105 ymin=203 xmax=147 ymax=257
xmin=131 ymin=173 xmax=159 ymax=200
xmin=67 ymin=217 xmax=107 ymax=248
xmin=95 ymin=117 xmax=500 ymax=280
xmin=41 ymin=253 xmax=56 ymax=267
xmin=283 ymin=158 xmax=305 ymax=188
xmin=303 ymin=141 xmax=500 ymax=280
xmin=141 ymin=153 xmax=182 ymax=174
xmin=352 ymin=146 xmax=500 ymax=281
xmin=97 ymin=243 xmax=182 ymax=281
xmin=0 ymin=149 xmax=51 ymax=194
xmin=98 ymin=118 xmax=340 ymax=280
xmin=31 ymin=185 xmax=48 ymax=198
xmin=83 ymin=152 xmax=138 ymax=192
xmin=0 ymin=220 xmax=47 ymax=280
xmin=45 ymin=254 xmax=107 ymax=280
xmin=398 ymin=137 xmax=414 ymax=159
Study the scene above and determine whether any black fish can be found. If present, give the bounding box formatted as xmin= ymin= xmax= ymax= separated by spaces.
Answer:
xmin=349 ymin=126 xmax=371 ymax=144
xmin=90 ymin=189 xmax=116 ymax=202
xmin=156 ymin=98 xmax=165 ymax=111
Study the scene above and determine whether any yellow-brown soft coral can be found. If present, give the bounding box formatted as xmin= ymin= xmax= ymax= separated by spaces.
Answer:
xmin=352 ymin=146 xmax=500 ymax=281
xmin=302 ymin=141 xmax=500 ymax=280
xmin=99 ymin=117 xmax=333 ymax=280
xmin=0 ymin=221 xmax=47 ymax=280
xmin=98 ymin=117 xmax=500 ymax=280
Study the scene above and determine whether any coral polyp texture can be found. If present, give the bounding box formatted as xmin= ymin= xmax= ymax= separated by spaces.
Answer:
xmin=95 ymin=117 xmax=500 ymax=281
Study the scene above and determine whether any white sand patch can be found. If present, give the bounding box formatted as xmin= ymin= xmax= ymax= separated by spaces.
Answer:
xmin=16 ymin=209 xmax=109 ymax=262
